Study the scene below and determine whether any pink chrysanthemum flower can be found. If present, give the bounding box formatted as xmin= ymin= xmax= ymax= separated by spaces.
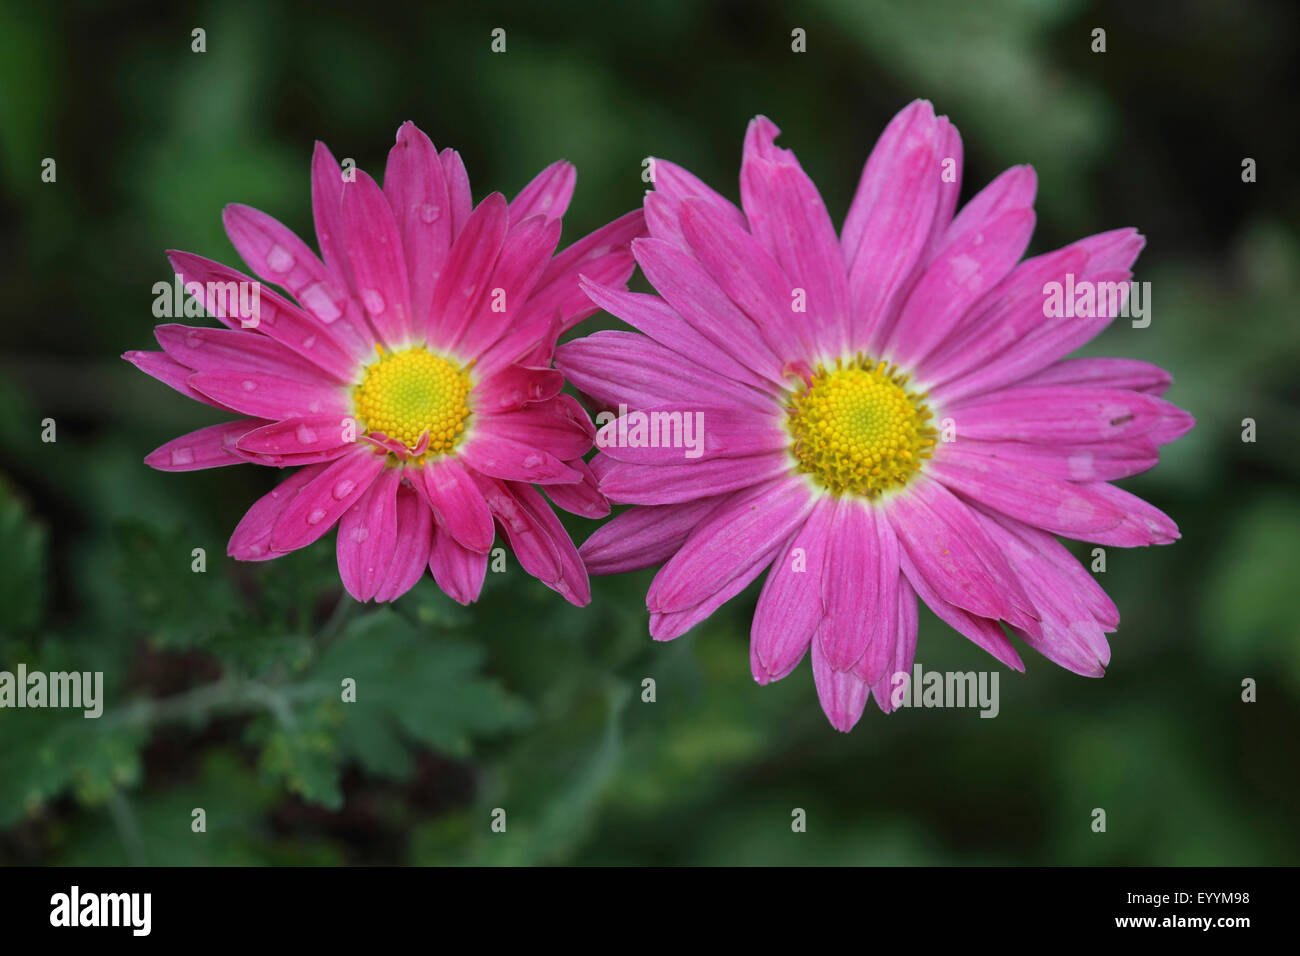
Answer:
xmin=559 ymin=101 xmax=1194 ymax=731
xmin=125 ymin=122 xmax=643 ymax=606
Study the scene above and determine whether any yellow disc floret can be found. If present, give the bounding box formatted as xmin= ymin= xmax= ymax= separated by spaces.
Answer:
xmin=786 ymin=355 xmax=936 ymax=499
xmin=353 ymin=345 xmax=472 ymax=457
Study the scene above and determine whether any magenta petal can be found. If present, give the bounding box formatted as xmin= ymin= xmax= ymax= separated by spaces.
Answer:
xmin=155 ymin=324 xmax=344 ymax=385
xmin=429 ymin=525 xmax=488 ymax=605
xmin=579 ymin=277 xmax=770 ymax=391
xmin=887 ymin=207 xmax=1035 ymax=369
xmin=235 ymin=414 xmax=356 ymax=461
xmin=417 ymin=457 xmax=495 ymax=553
xmin=459 ymin=431 xmax=581 ymax=485
xmin=1019 ymin=357 xmax=1172 ymax=396
xmin=811 ymin=636 xmax=871 ymax=733
xmin=479 ymin=396 xmax=594 ymax=462
xmin=555 ymin=330 xmax=772 ymax=415
xmin=220 ymin=203 xmax=368 ymax=355
xmin=594 ymin=403 xmax=785 ymax=465
xmin=647 ymin=475 xmax=813 ymax=614
xmin=166 ymin=251 xmax=364 ymax=377
xmin=439 ymin=148 xmax=474 ymax=238
xmin=455 ymin=215 xmax=562 ymax=358
xmin=123 ymin=350 xmax=236 ymax=412
xmin=187 ymin=369 xmax=348 ymax=421
xmin=340 ymin=170 xmax=413 ymax=347
xmin=544 ymin=458 xmax=610 ymax=519
xmin=870 ymin=574 xmax=919 ymax=714
xmin=510 ymin=159 xmax=576 ymax=222
xmin=897 ymin=548 xmax=1025 ymax=672
xmin=886 ymin=476 xmax=1039 ymax=632
xmin=579 ymin=494 xmax=730 ymax=575
xmin=269 ymin=448 xmax=386 ymax=553
xmin=336 ymin=466 xmax=401 ymax=601
xmin=426 ymin=192 xmax=509 ymax=352
xmin=929 ymin=443 xmax=1127 ymax=539
xmin=751 ymin=496 xmax=835 ymax=684
xmin=383 ymin=122 xmax=453 ymax=337
xmin=477 ymin=477 xmax=590 ymax=606
xmin=676 ymin=200 xmax=811 ymax=366
xmin=373 ymin=482 xmax=434 ymax=602
xmin=475 ymin=364 xmax=565 ymax=414
xmin=819 ymin=501 xmax=900 ymax=680
xmin=144 ymin=418 xmax=267 ymax=472
xmin=228 ymin=465 xmax=324 ymax=561
xmin=597 ymin=453 xmax=789 ymax=506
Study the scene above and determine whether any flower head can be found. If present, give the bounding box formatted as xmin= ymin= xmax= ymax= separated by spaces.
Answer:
xmin=126 ymin=122 xmax=644 ymax=605
xmin=560 ymin=101 xmax=1194 ymax=730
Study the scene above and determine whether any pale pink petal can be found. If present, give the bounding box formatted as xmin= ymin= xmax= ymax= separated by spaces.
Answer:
xmin=459 ymin=431 xmax=581 ymax=485
xmin=440 ymin=148 xmax=474 ymax=238
xmin=870 ymin=574 xmax=919 ymax=714
xmin=596 ymin=453 xmax=789 ymax=505
xmin=155 ymin=324 xmax=346 ymax=385
xmin=593 ymin=403 xmax=785 ymax=465
xmin=122 ymin=350 xmax=236 ymax=412
xmin=1019 ymin=357 xmax=1172 ymax=396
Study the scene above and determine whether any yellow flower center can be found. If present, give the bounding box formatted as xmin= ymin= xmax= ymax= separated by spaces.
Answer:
xmin=786 ymin=356 xmax=936 ymax=499
xmin=353 ymin=346 xmax=472 ymax=458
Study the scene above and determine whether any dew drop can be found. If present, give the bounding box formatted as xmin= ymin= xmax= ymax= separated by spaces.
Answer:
xmin=299 ymin=282 xmax=342 ymax=323
xmin=351 ymin=526 xmax=370 ymax=543
xmin=301 ymin=333 xmax=317 ymax=350
xmin=361 ymin=288 xmax=386 ymax=315
xmin=266 ymin=244 xmax=295 ymax=274
xmin=295 ymin=423 xmax=318 ymax=445
xmin=171 ymin=447 xmax=195 ymax=465
xmin=418 ymin=203 xmax=440 ymax=224
xmin=307 ymin=508 xmax=327 ymax=525
xmin=333 ymin=478 xmax=356 ymax=500
xmin=241 ymin=379 xmax=257 ymax=391
xmin=522 ymin=454 xmax=543 ymax=469
xmin=184 ymin=330 xmax=203 ymax=349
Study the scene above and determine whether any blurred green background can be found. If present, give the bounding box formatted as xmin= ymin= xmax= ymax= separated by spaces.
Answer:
xmin=1 ymin=0 xmax=1297 ymax=865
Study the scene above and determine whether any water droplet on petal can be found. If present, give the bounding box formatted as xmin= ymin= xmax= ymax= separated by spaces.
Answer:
xmin=266 ymin=244 xmax=295 ymax=274
xmin=522 ymin=454 xmax=543 ymax=469
xmin=418 ymin=203 xmax=440 ymax=224
xmin=351 ymin=526 xmax=369 ymax=543
xmin=171 ymin=447 xmax=195 ymax=465
xmin=301 ymin=333 xmax=317 ymax=351
xmin=241 ymin=379 xmax=257 ymax=391
xmin=333 ymin=478 xmax=356 ymax=500
xmin=361 ymin=288 xmax=386 ymax=315
xmin=299 ymin=282 xmax=342 ymax=323
xmin=295 ymin=423 xmax=318 ymax=445
xmin=184 ymin=330 xmax=203 ymax=348
xmin=307 ymin=508 xmax=327 ymax=525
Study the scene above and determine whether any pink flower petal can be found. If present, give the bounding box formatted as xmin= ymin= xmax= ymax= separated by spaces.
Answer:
xmin=416 ymin=457 xmax=495 ymax=553
xmin=373 ymin=482 xmax=435 ymax=602
xmin=228 ymin=465 xmax=324 ymax=561
xmin=383 ymin=122 xmax=453 ymax=337
xmin=429 ymin=525 xmax=488 ymax=605
xmin=340 ymin=170 xmax=413 ymax=347
xmin=818 ymin=500 xmax=899 ymax=681
xmin=579 ymin=494 xmax=730 ymax=575
xmin=426 ymin=192 xmax=509 ymax=352
xmin=144 ymin=418 xmax=267 ymax=472
xmin=336 ymin=465 xmax=402 ymax=601
xmin=269 ymin=448 xmax=386 ymax=553
xmin=751 ymin=496 xmax=835 ymax=684
xmin=510 ymin=159 xmax=576 ymax=222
